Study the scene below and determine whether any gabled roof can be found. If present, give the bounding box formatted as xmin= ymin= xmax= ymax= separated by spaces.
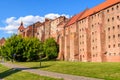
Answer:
xmin=18 ymin=22 xmax=25 ymax=30
xmin=79 ymin=0 xmax=120 ymax=20
xmin=66 ymin=13 xmax=83 ymax=27
xmin=66 ymin=8 xmax=89 ymax=27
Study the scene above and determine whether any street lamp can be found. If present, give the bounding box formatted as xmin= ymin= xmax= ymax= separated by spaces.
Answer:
xmin=39 ymin=54 xmax=42 ymax=67
xmin=12 ymin=53 xmax=16 ymax=63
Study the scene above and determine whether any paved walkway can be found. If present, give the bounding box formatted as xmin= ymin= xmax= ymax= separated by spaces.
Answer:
xmin=0 ymin=62 xmax=103 ymax=80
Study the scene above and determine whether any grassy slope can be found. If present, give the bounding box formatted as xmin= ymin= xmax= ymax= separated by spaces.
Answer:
xmin=15 ymin=61 xmax=120 ymax=80
xmin=0 ymin=64 xmax=62 ymax=80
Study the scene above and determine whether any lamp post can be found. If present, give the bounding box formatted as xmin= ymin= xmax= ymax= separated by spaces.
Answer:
xmin=12 ymin=53 xmax=16 ymax=63
xmin=39 ymin=55 xmax=42 ymax=67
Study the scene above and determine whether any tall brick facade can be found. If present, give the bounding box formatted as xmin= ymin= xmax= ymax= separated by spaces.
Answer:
xmin=18 ymin=0 xmax=120 ymax=62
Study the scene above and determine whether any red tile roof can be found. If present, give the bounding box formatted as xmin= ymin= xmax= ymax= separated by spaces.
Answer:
xmin=66 ymin=13 xmax=83 ymax=26
xmin=79 ymin=0 xmax=120 ymax=20
xmin=66 ymin=9 xmax=89 ymax=27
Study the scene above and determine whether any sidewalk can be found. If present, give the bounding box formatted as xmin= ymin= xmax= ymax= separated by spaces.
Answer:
xmin=0 ymin=62 xmax=103 ymax=80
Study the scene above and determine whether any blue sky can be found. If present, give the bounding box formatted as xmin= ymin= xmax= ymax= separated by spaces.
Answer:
xmin=0 ymin=0 xmax=105 ymax=39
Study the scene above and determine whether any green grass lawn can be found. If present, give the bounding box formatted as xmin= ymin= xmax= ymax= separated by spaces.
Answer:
xmin=0 ymin=64 xmax=62 ymax=80
xmin=14 ymin=61 xmax=120 ymax=80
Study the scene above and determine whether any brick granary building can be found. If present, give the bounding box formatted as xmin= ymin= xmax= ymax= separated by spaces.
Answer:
xmin=18 ymin=0 xmax=120 ymax=62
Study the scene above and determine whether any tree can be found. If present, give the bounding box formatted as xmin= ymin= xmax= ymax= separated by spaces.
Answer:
xmin=1 ymin=34 xmax=43 ymax=62
xmin=43 ymin=38 xmax=59 ymax=60
xmin=23 ymin=37 xmax=43 ymax=61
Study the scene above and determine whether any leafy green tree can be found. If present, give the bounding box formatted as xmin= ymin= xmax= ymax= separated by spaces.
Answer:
xmin=1 ymin=34 xmax=43 ymax=62
xmin=23 ymin=37 xmax=43 ymax=61
xmin=43 ymin=38 xmax=59 ymax=60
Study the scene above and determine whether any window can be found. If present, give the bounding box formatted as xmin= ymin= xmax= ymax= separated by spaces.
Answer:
xmin=113 ymin=35 xmax=115 ymax=38
xmin=113 ymin=44 xmax=115 ymax=48
xmin=118 ymin=25 xmax=120 ymax=29
xmin=92 ymin=25 xmax=94 ymax=28
xmin=118 ymin=34 xmax=120 ymax=37
xmin=37 ymin=33 xmax=39 ymax=35
xmin=91 ymin=16 xmax=93 ymax=19
xmin=108 ymin=27 xmax=110 ymax=31
xmin=95 ymin=23 xmax=96 ymax=25
xmin=108 ymin=19 xmax=110 ymax=22
xmin=109 ymin=53 xmax=111 ymax=56
xmin=96 ymin=54 xmax=98 ymax=57
xmin=112 ymin=7 xmax=114 ymax=11
xmin=116 ymin=5 xmax=119 ymax=9
xmin=112 ymin=17 xmax=114 ymax=21
xmin=82 ymin=41 xmax=84 ymax=44
xmin=82 ymin=28 xmax=84 ymax=31
xmin=118 ymin=43 xmax=120 ymax=47
xmin=117 ymin=16 xmax=119 ymax=20
xmin=108 ymin=45 xmax=111 ymax=48
xmin=114 ymin=53 xmax=116 ymax=56
xmin=107 ymin=9 xmax=109 ymax=13
xmin=83 ymin=49 xmax=84 ymax=51
xmin=83 ymin=55 xmax=84 ymax=58
xmin=113 ymin=26 xmax=115 ymax=29
xmin=98 ymin=13 xmax=99 ymax=16
xmin=92 ymin=32 xmax=94 ymax=35
xmin=82 ymin=35 xmax=84 ymax=37
xmin=93 ymin=47 xmax=94 ymax=50
xmin=108 ymin=36 xmax=110 ymax=39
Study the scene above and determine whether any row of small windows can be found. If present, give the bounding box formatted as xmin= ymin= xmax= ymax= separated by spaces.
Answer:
xmin=91 ymin=22 xmax=100 ymax=28
xmin=92 ymin=54 xmax=98 ymax=57
xmin=80 ymin=35 xmax=84 ymax=38
xmin=80 ymin=48 xmax=84 ymax=51
xmin=80 ymin=41 xmax=84 ymax=44
xmin=92 ymin=39 xmax=97 ymax=43
xmin=92 ymin=31 xmax=97 ymax=35
xmin=107 ymin=53 xmax=120 ymax=56
xmin=107 ymin=16 xmax=120 ymax=22
xmin=79 ymin=19 xmax=86 ymax=24
xmin=107 ymin=5 xmax=119 ymax=13
xmin=80 ymin=55 xmax=85 ymax=58
xmin=108 ymin=25 xmax=120 ymax=31
xmin=108 ymin=43 xmax=120 ymax=48
xmin=80 ymin=28 xmax=84 ymax=31
xmin=92 ymin=46 xmax=97 ymax=50
xmin=108 ymin=34 xmax=120 ymax=39
xmin=90 ymin=13 xmax=101 ymax=19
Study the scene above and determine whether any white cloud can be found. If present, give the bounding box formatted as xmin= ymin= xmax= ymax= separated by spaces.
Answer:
xmin=45 ymin=13 xmax=70 ymax=19
xmin=0 ymin=13 xmax=70 ymax=34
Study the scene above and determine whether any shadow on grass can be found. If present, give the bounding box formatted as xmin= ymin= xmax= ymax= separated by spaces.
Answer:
xmin=0 ymin=64 xmax=52 ymax=79
xmin=0 ymin=68 xmax=20 ymax=79
xmin=14 ymin=65 xmax=52 ymax=70
xmin=31 ymin=65 xmax=52 ymax=69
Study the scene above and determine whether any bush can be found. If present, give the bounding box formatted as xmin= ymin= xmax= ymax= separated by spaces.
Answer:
xmin=43 ymin=38 xmax=59 ymax=60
